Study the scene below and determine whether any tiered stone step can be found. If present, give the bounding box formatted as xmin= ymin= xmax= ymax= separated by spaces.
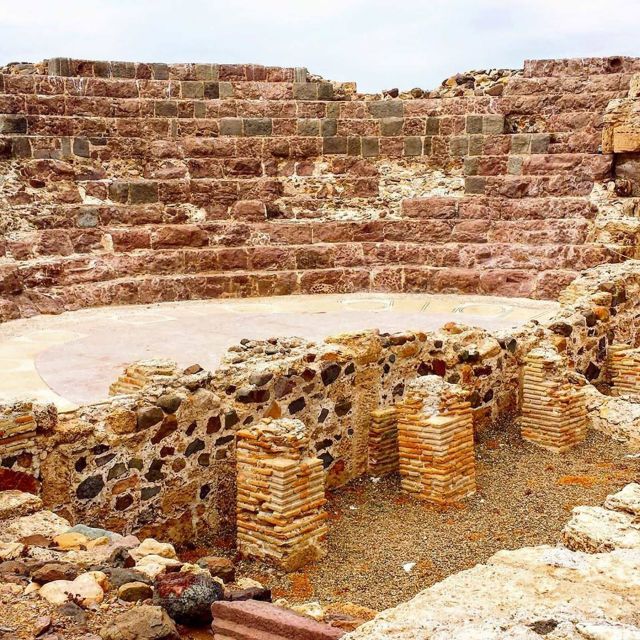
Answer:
xmin=236 ymin=418 xmax=328 ymax=571
xmin=519 ymin=347 xmax=587 ymax=452
xmin=396 ymin=376 xmax=475 ymax=504
xmin=367 ymin=407 xmax=399 ymax=477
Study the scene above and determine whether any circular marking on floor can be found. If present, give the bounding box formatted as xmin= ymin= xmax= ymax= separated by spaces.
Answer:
xmin=217 ymin=302 xmax=276 ymax=313
xmin=340 ymin=297 xmax=393 ymax=311
xmin=452 ymin=303 xmax=512 ymax=317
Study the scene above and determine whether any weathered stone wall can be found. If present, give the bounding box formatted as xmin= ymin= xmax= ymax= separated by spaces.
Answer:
xmin=1 ymin=259 xmax=639 ymax=543
xmin=2 ymin=56 xmax=639 ymax=320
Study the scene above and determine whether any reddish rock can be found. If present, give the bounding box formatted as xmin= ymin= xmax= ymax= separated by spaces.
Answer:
xmin=153 ymin=571 xmax=223 ymax=625
xmin=0 ymin=468 xmax=39 ymax=494
xmin=212 ymin=600 xmax=345 ymax=639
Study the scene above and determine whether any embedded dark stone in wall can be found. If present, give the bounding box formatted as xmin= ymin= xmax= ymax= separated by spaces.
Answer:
xmin=321 ymin=364 xmax=342 ymax=386
xmin=76 ymin=475 xmax=105 ymax=500
xmin=288 ymin=397 xmax=306 ymax=414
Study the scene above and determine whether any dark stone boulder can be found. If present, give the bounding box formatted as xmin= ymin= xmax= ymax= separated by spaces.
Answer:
xmin=153 ymin=571 xmax=223 ymax=625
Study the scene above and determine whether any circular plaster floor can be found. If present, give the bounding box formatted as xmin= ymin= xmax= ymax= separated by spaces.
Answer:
xmin=0 ymin=293 xmax=558 ymax=411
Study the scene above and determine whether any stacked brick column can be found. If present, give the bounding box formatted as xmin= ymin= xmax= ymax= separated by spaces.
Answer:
xmin=236 ymin=418 xmax=328 ymax=571
xmin=368 ymin=407 xmax=399 ymax=477
xmin=608 ymin=345 xmax=640 ymax=399
xmin=519 ymin=348 xmax=587 ymax=452
xmin=396 ymin=376 xmax=476 ymax=504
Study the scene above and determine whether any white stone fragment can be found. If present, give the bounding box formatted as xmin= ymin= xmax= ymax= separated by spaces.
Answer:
xmin=604 ymin=483 xmax=640 ymax=516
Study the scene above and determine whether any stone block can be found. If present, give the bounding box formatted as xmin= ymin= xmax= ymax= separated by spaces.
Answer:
xmin=507 ymin=156 xmax=523 ymax=175
xmin=0 ymin=116 xmax=27 ymax=134
xmin=367 ymin=100 xmax=403 ymax=118
xmin=194 ymin=63 xmax=219 ymax=81
xmin=321 ymin=118 xmax=337 ymax=137
xmin=464 ymin=176 xmax=487 ymax=194
xmin=155 ymin=101 xmax=178 ymax=117
xmin=129 ymin=182 xmax=159 ymax=204
xmin=220 ymin=118 xmax=243 ymax=136
xmin=72 ymin=137 xmax=90 ymax=158
xmin=298 ymin=119 xmax=321 ymax=136
xmin=244 ymin=118 xmax=272 ymax=137
xmin=293 ymin=83 xmax=318 ymax=101
xmin=108 ymin=181 xmax=129 ymax=204
xmin=112 ymin=61 xmax=136 ymax=78
xmin=466 ymin=115 xmax=483 ymax=134
xmin=48 ymin=57 xmax=72 ymax=76
xmin=76 ymin=209 xmax=99 ymax=228
xmin=404 ymin=137 xmax=422 ymax=156
xmin=483 ymin=115 xmax=505 ymax=135
xmin=181 ymin=81 xmax=204 ymax=99
xmin=425 ymin=117 xmax=440 ymax=135
xmin=93 ymin=60 xmax=111 ymax=77
xmin=323 ymin=137 xmax=348 ymax=155
xmin=294 ymin=67 xmax=308 ymax=83
xmin=326 ymin=103 xmax=341 ymax=118
xmin=361 ymin=137 xmax=379 ymax=157
xmin=219 ymin=82 xmax=234 ymax=98
xmin=423 ymin=136 xmax=433 ymax=155
xmin=204 ymin=82 xmax=220 ymax=99
xmin=530 ymin=133 xmax=551 ymax=154
xmin=464 ymin=157 xmax=479 ymax=176
xmin=510 ymin=134 xmax=531 ymax=154
xmin=449 ymin=136 xmax=469 ymax=157
xmin=380 ymin=117 xmax=403 ymax=136
xmin=318 ymin=83 xmax=334 ymax=101
xmin=468 ymin=135 xmax=483 ymax=156
xmin=347 ymin=137 xmax=362 ymax=156
xmin=150 ymin=63 xmax=170 ymax=80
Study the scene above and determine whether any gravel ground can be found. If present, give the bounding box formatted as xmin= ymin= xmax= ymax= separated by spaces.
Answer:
xmin=1 ymin=423 xmax=637 ymax=638
xmin=242 ymin=421 xmax=639 ymax=611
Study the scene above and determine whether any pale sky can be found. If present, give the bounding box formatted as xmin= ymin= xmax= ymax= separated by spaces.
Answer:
xmin=1 ymin=0 xmax=639 ymax=93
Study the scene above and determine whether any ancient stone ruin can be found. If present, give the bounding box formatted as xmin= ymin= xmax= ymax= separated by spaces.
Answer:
xmin=1 ymin=55 xmax=640 ymax=638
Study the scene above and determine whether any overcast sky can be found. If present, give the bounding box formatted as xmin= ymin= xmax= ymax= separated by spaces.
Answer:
xmin=1 ymin=0 xmax=639 ymax=93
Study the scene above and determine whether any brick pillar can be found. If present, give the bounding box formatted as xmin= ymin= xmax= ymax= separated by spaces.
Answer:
xmin=520 ymin=348 xmax=586 ymax=452
xmin=368 ymin=407 xmax=399 ymax=477
xmin=396 ymin=376 xmax=475 ymax=503
xmin=236 ymin=418 xmax=328 ymax=571
xmin=608 ymin=344 xmax=640 ymax=399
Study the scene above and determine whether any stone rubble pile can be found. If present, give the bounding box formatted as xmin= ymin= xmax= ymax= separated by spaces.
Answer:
xmin=237 ymin=418 xmax=329 ymax=571
xmin=108 ymin=358 xmax=179 ymax=396
xmin=0 ymin=491 xmax=271 ymax=637
xmin=396 ymin=376 xmax=475 ymax=504
xmin=519 ymin=347 xmax=587 ymax=452
xmin=367 ymin=407 xmax=399 ymax=477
